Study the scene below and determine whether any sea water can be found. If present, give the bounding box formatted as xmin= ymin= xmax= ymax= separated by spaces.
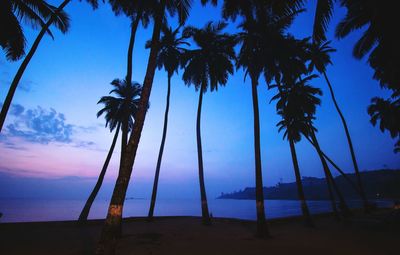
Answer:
xmin=0 ymin=198 xmax=393 ymax=223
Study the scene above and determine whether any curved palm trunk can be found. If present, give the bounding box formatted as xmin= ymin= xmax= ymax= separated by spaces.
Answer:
xmin=148 ymin=74 xmax=172 ymax=220
xmin=196 ymin=85 xmax=210 ymax=225
xmin=308 ymin=129 xmax=352 ymax=217
xmin=95 ymin=1 xmax=166 ymax=254
xmin=305 ymin=135 xmax=360 ymax=195
xmin=120 ymin=120 xmax=128 ymax=162
xmin=126 ymin=10 xmax=142 ymax=84
xmin=323 ymin=72 xmax=369 ymax=212
xmin=289 ymin=139 xmax=314 ymax=227
xmin=250 ymin=78 xmax=269 ymax=237
xmin=0 ymin=0 xmax=71 ymax=132
xmin=78 ymin=125 xmax=120 ymax=223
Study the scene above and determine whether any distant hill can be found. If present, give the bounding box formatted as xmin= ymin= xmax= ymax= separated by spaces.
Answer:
xmin=218 ymin=169 xmax=400 ymax=200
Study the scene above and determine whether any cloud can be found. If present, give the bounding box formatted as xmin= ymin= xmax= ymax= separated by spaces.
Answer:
xmin=1 ymin=104 xmax=97 ymax=148
xmin=5 ymin=106 xmax=74 ymax=144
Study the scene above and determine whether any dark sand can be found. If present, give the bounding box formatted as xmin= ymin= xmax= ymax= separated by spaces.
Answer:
xmin=0 ymin=212 xmax=399 ymax=255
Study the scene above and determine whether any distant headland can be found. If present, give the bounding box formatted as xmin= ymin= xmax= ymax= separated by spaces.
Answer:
xmin=218 ymin=169 xmax=400 ymax=200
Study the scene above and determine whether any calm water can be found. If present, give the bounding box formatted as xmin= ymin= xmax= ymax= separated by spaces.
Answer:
xmin=0 ymin=198 xmax=393 ymax=223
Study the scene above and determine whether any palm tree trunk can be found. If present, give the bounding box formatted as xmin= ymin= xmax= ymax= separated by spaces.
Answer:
xmin=323 ymin=72 xmax=369 ymax=212
xmin=0 ymin=0 xmax=71 ymax=132
xmin=78 ymin=124 xmax=120 ymax=223
xmin=196 ymin=85 xmax=210 ymax=225
xmin=126 ymin=10 xmax=142 ymax=84
xmin=305 ymin=135 xmax=360 ymax=195
xmin=289 ymin=139 xmax=314 ymax=227
xmin=95 ymin=1 xmax=166 ymax=254
xmin=120 ymin=120 xmax=128 ymax=162
xmin=148 ymin=73 xmax=172 ymax=220
xmin=250 ymin=77 xmax=269 ymax=237
xmin=311 ymin=130 xmax=351 ymax=217
xmin=308 ymin=129 xmax=352 ymax=217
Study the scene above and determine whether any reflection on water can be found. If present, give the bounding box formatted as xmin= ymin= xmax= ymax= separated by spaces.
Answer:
xmin=0 ymin=198 xmax=394 ymax=223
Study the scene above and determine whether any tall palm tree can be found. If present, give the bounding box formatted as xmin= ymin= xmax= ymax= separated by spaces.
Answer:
xmin=78 ymin=79 xmax=142 ymax=223
xmin=269 ymin=33 xmax=353 ymax=219
xmin=107 ymin=0 xmax=155 ymax=158
xmin=308 ymin=40 xmax=369 ymax=212
xmin=0 ymin=0 xmax=76 ymax=132
xmin=234 ymin=4 xmax=302 ymax=236
xmin=272 ymin=74 xmax=321 ymax=227
xmin=147 ymin=24 xmax=189 ymax=220
xmin=235 ymin=19 xmax=269 ymax=237
xmin=181 ymin=21 xmax=236 ymax=225
xmin=96 ymin=1 xmax=192 ymax=254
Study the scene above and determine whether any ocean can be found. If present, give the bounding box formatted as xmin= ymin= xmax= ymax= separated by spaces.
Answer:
xmin=0 ymin=198 xmax=394 ymax=223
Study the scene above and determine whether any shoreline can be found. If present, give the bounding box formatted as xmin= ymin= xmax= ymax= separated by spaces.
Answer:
xmin=1 ymin=210 xmax=399 ymax=255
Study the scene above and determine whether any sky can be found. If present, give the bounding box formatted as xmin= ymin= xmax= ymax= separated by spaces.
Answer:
xmin=0 ymin=0 xmax=399 ymax=201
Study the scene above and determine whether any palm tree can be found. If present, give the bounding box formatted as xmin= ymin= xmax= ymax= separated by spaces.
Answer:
xmin=96 ymin=1 xmax=192 ymax=254
xmin=234 ymin=4 xmax=302 ymax=236
xmin=335 ymin=0 xmax=399 ymax=91
xmin=272 ymin=74 xmax=320 ymax=227
xmin=368 ymin=97 xmax=400 ymax=153
xmin=0 ymin=0 xmax=72 ymax=61
xmin=78 ymin=79 xmax=142 ymax=223
xmin=0 ymin=0 xmax=76 ymax=132
xmin=235 ymin=19 xmax=270 ymax=237
xmin=311 ymin=0 xmax=335 ymax=43
xmin=308 ymin=40 xmax=369 ymax=212
xmin=147 ymin=24 xmax=189 ymax=220
xmin=336 ymin=0 xmax=400 ymax=155
xmin=181 ymin=21 xmax=236 ymax=225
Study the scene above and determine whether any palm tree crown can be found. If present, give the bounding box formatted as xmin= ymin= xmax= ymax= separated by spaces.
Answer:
xmin=272 ymin=75 xmax=322 ymax=142
xmin=181 ymin=21 xmax=236 ymax=92
xmin=97 ymin=79 xmax=142 ymax=132
xmin=368 ymin=97 xmax=400 ymax=153
xmin=0 ymin=0 xmax=71 ymax=61
xmin=149 ymin=24 xmax=189 ymax=76
xmin=307 ymin=40 xmax=336 ymax=74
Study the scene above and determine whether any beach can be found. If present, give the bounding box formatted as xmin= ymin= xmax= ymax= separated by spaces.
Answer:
xmin=1 ymin=212 xmax=398 ymax=255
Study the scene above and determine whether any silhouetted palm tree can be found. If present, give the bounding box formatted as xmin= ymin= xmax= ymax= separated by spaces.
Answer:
xmin=234 ymin=4 xmax=302 ymax=236
xmin=147 ymin=24 xmax=189 ymax=220
xmin=0 ymin=0 xmax=77 ymax=132
xmin=368 ymin=97 xmax=400 ymax=153
xmin=78 ymin=79 xmax=142 ymax=223
xmin=181 ymin=21 xmax=235 ymax=225
xmin=308 ymin=40 xmax=369 ymax=212
xmin=336 ymin=0 xmax=400 ymax=156
xmin=336 ymin=0 xmax=399 ymax=91
xmin=0 ymin=0 xmax=72 ymax=60
xmin=272 ymin=74 xmax=320 ymax=227
xmin=96 ymin=1 xmax=192 ymax=254
xmin=235 ymin=19 xmax=269 ymax=237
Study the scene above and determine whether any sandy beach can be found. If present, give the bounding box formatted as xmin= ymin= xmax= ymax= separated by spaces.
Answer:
xmin=1 ymin=211 xmax=399 ymax=255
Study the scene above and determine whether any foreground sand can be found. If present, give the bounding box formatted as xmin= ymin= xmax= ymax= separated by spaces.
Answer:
xmin=0 ymin=213 xmax=399 ymax=255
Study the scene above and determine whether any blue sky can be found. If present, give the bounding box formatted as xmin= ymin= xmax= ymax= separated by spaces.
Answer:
xmin=0 ymin=0 xmax=399 ymax=200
